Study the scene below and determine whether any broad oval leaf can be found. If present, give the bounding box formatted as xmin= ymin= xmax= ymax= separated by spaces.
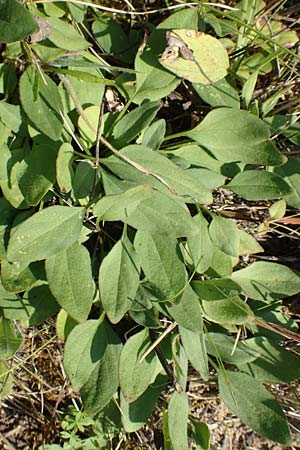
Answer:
xmin=47 ymin=17 xmax=90 ymax=51
xmin=205 ymin=332 xmax=259 ymax=365
xmin=237 ymin=336 xmax=300 ymax=383
xmin=80 ymin=334 xmax=122 ymax=414
xmin=0 ymin=0 xmax=38 ymax=43
xmin=186 ymin=212 xmax=213 ymax=274
xmin=7 ymin=206 xmax=84 ymax=269
xmin=186 ymin=108 xmax=286 ymax=166
xmin=22 ymin=282 xmax=60 ymax=326
xmin=134 ymin=230 xmax=187 ymax=299
xmin=193 ymin=78 xmax=240 ymax=109
xmin=168 ymin=391 xmax=189 ymax=450
xmin=160 ymin=30 xmax=229 ymax=84
xmin=102 ymin=145 xmax=212 ymax=204
xmin=133 ymin=8 xmax=198 ymax=104
xmin=121 ymin=375 xmax=167 ymax=432
xmin=64 ymin=319 xmax=122 ymax=388
xmin=18 ymin=137 xmax=58 ymax=206
xmin=1 ymin=259 xmax=45 ymax=293
xmin=227 ymin=170 xmax=292 ymax=200
xmin=94 ymin=186 xmax=196 ymax=238
xmin=201 ymin=296 xmax=254 ymax=325
xmin=119 ymin=329 xmax=161 ymax=403
xmin=165 ymin=285 xmax=203 ymax=332
xmin=19 ymin=65 xmax=63 ymax=141
xmin=46 ymin=243 xmax=94 ymax=323
xmin=179 ymin=326 xmax=209 ymax=381
xmin=231 ymin=261 xmax=300 ymax=302
xmin=209 ymin=215 xmax=240 ymax=257
xmin=56 ymin=143 xmax=74 ymax=193
xmin=99 ymin=236 xmax=140 ymax=323
xmin=111 ymin=102 xmax=161 ymax=148
xmin=218 ymin=370 xmax=291 ymax=445
xmin=274 ymin=157 xmax=300 ymax=208
xmin=192 ymin=279 xmax=241 ymax=301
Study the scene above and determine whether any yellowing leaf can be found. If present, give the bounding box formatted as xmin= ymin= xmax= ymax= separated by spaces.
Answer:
xmin=159 ymin=30 xmax=229 ymax=84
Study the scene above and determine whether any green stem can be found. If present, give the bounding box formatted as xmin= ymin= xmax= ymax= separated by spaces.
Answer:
xmin=163 ymin=131 xmax=186 ymax=142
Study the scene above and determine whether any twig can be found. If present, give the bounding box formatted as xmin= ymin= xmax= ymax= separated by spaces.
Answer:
xmin=139 ymin=322 xmax=177 ymax=363
xmin=253 ymin=318 xmax=300 ymax=342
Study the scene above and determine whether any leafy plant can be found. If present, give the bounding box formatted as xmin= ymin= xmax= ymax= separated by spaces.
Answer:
xmin=0 ymin=0 xmax=299 ymax=448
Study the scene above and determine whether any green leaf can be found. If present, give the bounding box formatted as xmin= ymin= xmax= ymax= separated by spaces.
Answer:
xmin=0 ymin=101 xmax=22 ymax=132
xmin=242 ymin=71 xmax=258 ymax=108
xmin=206 ymin=247 xmax=236 ymax=278
xmin=0 ymin=198 xmax=17 ymax=259
xmin=201 ymin=296 xmax=254 ymax=325
xmin=102 ymin=145 xmax=212 ymax=204
xmin=129 ymin=307 xmax=161 ymax=329
xmin=7 ymin=205 xmax=84 ymax=269
xmin=179 ymin=326 xmax=209 ymax=381
xmin=0 ymin=145 xmax=30 ymax=209
xmin=0 ymin=0 xmax=38 ymax=43
xmin=119 ymin=329 xmax=161 ymax=403
xmin=56 ymin=310 xmax=77 ymax=341
xmin=77 ymin=105 xmax=100 ymax=144
xmin=274 ymin=157 xmax=300 ymax=208
xmin=0 ymin=360 xmax=13 ymax=397
xmin=168 ymin=391 xmax=189 ymax=450
xmin=164 ymin=285 xmax=203 ymax=333
xmin=170 ymin=144 xmax=223 ymax=173
xmin=94 ymin=185 xmax=196 ymax=238
xmin=134 ymin=8 xmax=198 ymax=104
xmin=111 ymin=102 xmax=161 ymax=148
xmin=218 ymin=370 xmax=291 ymax=444
xmin=1 ymin=260 xmax=45 ymax=293
xmin=99 ymin=235 xmax=140 ymax=323
xmin=93 ymin=15 xmax=137 ymax=64
xmin=231 ymin=261 xmax=300 ymax=302
xmin=186 ymin=167 xmax=226 ymax=190
xmin=0 ymin=318 xmax=23 ymax=358
xmin=64 ymin=320 xmax=102 ymax=388
xmin=56 ymin=143 xmax=74 ymax=193
xmin=173 ymin=342 xmax=188 ymax=391
xmin=22 ymin=282 xmax=60 ymax=326
xmin=0 ymin=279 xmax=30 ymax=322
xmin=193 ymin=78 xmax=240 ymax=109
xmin=186 ymin=212 xmax=213 ymax=274
xmin=159 ymin=30 xmax=229 ymax=84
xmin=80 ymin=338 xmax=122 ymax=415
xmin=64 ymin=319 xmax=122 ymax=387
xmin=269 ymin=199 xmax=286 ymax=221
xmin=121 ymin=374 xmax=167 ymax=432
xmin=134 ymin=230 xmax=186 ymax=299
xmin=141 ymin=119 xmax=166 ymax=149
xmin=60 ymin=66 xmax=105 ymax=110
xmin=47 ymin=17 xmax=89 ymax=51
xmin=209 ymin=215 xmax=240 ymax=257
xmin=192 ymin=279 xmax=241 ymax=301
xmin=19 ymin=65 xmax=63 ymax=141
xmin=46 ymin=243 xmax=94 ymax=323
xmin=72 ymin=161 xmax=97 ymax=205
xmin=205 ymin=333 xmax=259 ymax=365
xmin=227 ymin=170 xmax=292 ymax=200
xmin=191 ymin=420 xmax=211 ymax=450
xmin=186 ymin=108 xmax=286 ymax=166
xmin=237 ymin=336 xmax=300 ymax=383
xmin=18 ymin=136 xmax=58 ymax=206
xmin=238 ymin=228 xmax=264 ymax=255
